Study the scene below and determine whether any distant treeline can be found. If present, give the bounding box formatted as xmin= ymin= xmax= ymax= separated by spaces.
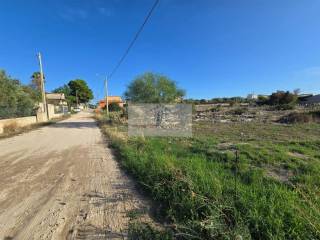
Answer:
xmin=184 ymin=90 xmax=299 ymax=109
xmin=257 ymin=91 xmax=298 ymax=109
xmin=184 ymin=97 xmax=249 ymax=105
xmin=0 ymin=70 xmax=41 ymax=119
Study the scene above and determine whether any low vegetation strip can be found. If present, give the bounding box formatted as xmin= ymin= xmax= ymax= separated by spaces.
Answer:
xmin=103 ymin=114 xmax=320 ymax=239
xmin=98 ymin=116 xmax=320 ymax=239
xmin=95 ymin=73 xmax=320 ymax=239
xmin=279 ymin=110 xmax=320 ymax=124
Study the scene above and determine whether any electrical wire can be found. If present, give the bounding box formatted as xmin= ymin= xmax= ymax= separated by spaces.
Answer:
xmin=108 ymin=0 xmax=160 ymax=79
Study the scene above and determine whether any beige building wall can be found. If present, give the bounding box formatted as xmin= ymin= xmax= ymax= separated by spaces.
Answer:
xmin=47 ymin=104 xmax=64 ymax=119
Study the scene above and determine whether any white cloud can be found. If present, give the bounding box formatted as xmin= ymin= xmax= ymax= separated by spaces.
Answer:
xmin=59 ymin=8 xmax=89 ymax=21
xmin=59 ymin=5 xmax=113 ymax=22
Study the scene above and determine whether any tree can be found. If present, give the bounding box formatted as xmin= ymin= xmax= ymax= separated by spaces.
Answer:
xmin=53 ymin=79 xmax=93 ymax=106
xmin=293 ymin=88 xmax=301 ymax=95
xmin=257 ymin=95 xmax=269 ymax=105
xmin=124 ymin=72 xmax=185 ymax=103
xmin=27 ymin=71 xmax=43 ymax=102
xmin=53 ymin=84 xmax=71 ymax=97
xmin=107 ymin=102 xmax=122 ymax=112
xmin=30 ymin=71 xmax=43 ymax=91
xmin=22 ymin=85 xmax=41 ymax=102
xmin=0 ymin=70 xmax=37 ymax=119
xmin=68 ymin=79 xmax=93 ymax=104
xmin=53 ymin=84 xmax=75 ymax=106
xmin=269 ymin=91 xmax=297 ymax=106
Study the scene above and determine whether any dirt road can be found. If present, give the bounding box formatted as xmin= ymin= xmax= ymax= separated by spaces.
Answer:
xmin=0 ymin=112 xmax=149 ymax=240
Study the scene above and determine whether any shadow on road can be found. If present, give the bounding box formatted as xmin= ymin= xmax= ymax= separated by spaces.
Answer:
xmin=48 ymin=121 xmax=97 ymax=129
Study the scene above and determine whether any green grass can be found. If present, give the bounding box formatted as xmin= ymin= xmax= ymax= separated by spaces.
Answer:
xmin=128 ymin=222 xmax=174 ymax=240
xmin=100 ymin=120 xmax=320 ymax=239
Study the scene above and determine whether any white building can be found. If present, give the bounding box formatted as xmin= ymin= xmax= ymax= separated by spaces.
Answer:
xmin=247 ymin=93 xmax=258 ymax=100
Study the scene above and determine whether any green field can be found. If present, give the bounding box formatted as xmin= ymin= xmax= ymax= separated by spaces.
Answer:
xmin=99 ymin=117 xmax=320 ymax=239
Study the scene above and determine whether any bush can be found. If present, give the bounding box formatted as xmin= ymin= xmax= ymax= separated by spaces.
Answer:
xmin=227 ymin=107 xmax=247 ymax=115
xmin=279 ymin=111 xmax=320 ymax=124
xmin=257 ymin=91 xmax=298 ymax=109
xmin=98 ymin=111 xmax=125 ymax=125
xmin=0 ymin=70 xmax=38 ymax=119
xmin=268 ymin=103 xmax=295 ymax=111
xmin=269 ymin=91 xmax=297 ymax=106
xmin=108 ymin=102 xmax=122 ymax=112
xmin=3 ymin=122 xmax=19 ymax=134
xmin=128 ymin=223 xmax=173 ymax=240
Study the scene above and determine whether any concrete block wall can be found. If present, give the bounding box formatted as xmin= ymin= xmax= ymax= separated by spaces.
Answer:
xmin=0 ymin=116 xmax=37 ymax=134
xmin=0 ymin=104 xmax=67 ymax=135
xmin=47 ymin=104 xmax=64 ymax=119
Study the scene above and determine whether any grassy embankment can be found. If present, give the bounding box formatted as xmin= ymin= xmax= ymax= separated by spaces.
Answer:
xmin=98 ymin=113 xmax=320 ymax=239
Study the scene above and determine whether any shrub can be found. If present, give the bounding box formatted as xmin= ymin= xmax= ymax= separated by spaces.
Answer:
xmin=0 ymin=70 xmax=38 ymax=119
xmin=3 ymin=122 xmax=19 ymax=134
xmin=109 ymin=111 xmax=124 ymax=124
xmin=279 ymin=111 xmax=320 ymax=124
xmin=257 ymin=91 xmax=298 ymax=109
xmin=227 ymin=107 xmax=247 ymax=115
xmin=98 ymin=111 xmax=125 ymax=125
xmin=108 ymin=102 xmax=122 ymax=112
xmin=269 ymin=91 xmax=297 ymax=106
xmin=128 ymin=223 xmax=173 ymax=240
xmin=265 ymin=104 xmax=295 ymax=111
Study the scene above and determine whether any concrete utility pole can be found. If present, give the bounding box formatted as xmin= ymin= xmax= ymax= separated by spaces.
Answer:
xmin=37 ymin=52 xmax=47 ymax=116
xmin=104 ymin=76 xmax=109 ymax=116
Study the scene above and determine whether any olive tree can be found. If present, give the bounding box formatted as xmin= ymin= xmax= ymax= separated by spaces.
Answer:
xmin=124 ymin=72 xmax=185 ymax=103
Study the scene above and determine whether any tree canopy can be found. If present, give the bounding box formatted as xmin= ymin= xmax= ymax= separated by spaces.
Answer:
xmin=53 ymin=84 xmax=74 ymax=106
xmin=53 ymin=79 xmax=93 ymax=106
xmin=0 ymin=70 xmax=38 ymax=119
xmin=268 ymin=91 xmax=298 ymax=106
xmin=124 ymin=72 xmax=185 ymax=103
xmin=30 ymin=71 xmax=43 ymax=91
xmin=108 ymin=102 xmax=122 ymax=112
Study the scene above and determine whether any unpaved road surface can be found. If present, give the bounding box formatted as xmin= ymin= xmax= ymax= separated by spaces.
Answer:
xmin=0 ymin=112 xmax=149 ymax=240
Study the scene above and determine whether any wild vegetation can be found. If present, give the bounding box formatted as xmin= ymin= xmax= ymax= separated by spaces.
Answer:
xmin=124 ymin=72 xmax=185 ymax=103
xmin=185 ymin=90 xmax=300 ymax=110
xmin=97 ymin=73 xmax=320 ymax=239
xmin=0 ymin=70 xmax=41 ymax=119
xmin=279 ymin=110 xmax=320 ymax=124
xmin=98 ymin=115 xmax=320 ymax=239
xmin=184 ymin=97 xmax=249 ymax=105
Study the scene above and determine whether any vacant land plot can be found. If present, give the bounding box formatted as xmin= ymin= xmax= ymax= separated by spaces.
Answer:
xmin=100 ymin=117 xmax=320 ymax=239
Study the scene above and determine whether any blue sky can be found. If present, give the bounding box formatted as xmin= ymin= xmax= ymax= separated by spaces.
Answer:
xmin=1 ymin=0 xmax=320 ymax=102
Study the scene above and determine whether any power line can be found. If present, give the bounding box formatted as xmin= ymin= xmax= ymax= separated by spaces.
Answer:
xmin=108 ymin=0 xmax=160 ymax=80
